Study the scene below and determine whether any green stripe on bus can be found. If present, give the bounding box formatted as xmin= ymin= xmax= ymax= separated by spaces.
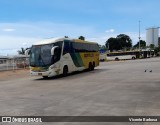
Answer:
xmin=75 ymin=53 xmax=84 ymax=67
xmin=70 ymin=53 xmax=84 ymax=67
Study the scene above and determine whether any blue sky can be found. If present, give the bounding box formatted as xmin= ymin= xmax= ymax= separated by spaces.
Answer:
xmin=0 ymin=0 xmax=160 ymax=55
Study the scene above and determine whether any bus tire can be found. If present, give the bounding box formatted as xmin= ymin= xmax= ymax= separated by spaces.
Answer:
xmin=43 ymin=76 xmax=48 ymax=79
xmin=115 ymin=58 xmax=119 ymax=61
xmin=63 ymin=66 xmax=68 ymax=76
xmin=88 ymin=62 xmax=92 ymax=71
xmin=132 ymin=57 xmax=136 ymax=60
xmin=92 ymin=62 xmax=95 ymax=70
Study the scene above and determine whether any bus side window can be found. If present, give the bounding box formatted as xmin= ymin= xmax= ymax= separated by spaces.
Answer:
xmin=63 ymin=41 xmax=70 ymax=55
xmin=51 ymin=47 xmax=61 ymax=63
xmin=70 ymin=42 xmax=75 ymax=53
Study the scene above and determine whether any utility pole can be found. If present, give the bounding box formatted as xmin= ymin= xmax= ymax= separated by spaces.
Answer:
xmin=139 ymin=20 xmax=141 ymax=51
xmin=108 ymin=42 xmax=109 ymax=50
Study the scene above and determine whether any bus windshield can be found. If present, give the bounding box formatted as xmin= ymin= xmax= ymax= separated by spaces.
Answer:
xmin=30 ymin=42 xmax=62 ymax=67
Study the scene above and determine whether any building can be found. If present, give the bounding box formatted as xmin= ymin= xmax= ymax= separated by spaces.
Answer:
xmin=146 ymin=27 xmax=159 ymax=47
xmin=0 ymin=56 xmax=8 ymax=64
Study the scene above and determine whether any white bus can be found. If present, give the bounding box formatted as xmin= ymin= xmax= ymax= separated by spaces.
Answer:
xmin=106 ymin=51 xmax=137 ymax=61
xmin=99 ymin=53 xmax=106 ymax=61
xmin=26 ymin=38 xmax=99 ymax=78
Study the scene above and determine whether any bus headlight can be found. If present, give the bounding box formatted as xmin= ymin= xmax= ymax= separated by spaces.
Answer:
xmin=50 ymin=64 xmax=59 ymax=69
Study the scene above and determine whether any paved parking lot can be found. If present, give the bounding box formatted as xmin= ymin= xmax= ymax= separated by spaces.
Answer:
xmin=0 ymin=57 xmax=160 ymax=125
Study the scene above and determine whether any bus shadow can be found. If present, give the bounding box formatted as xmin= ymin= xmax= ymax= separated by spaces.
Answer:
xmin=34 ymin=68 xmax=108 ymax=81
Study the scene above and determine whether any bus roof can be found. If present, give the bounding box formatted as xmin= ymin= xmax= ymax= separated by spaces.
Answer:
xmin=73 ymin=39 xmax=97 ymax=44
xmin=33 ymin=37 xmax=67 ymax=45
xmin=33 ymin=37 xmax=97 ymax=45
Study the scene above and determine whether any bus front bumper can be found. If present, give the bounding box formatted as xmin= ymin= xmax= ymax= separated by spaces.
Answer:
xmin=30 ymin=70 xmax=57 ymax=77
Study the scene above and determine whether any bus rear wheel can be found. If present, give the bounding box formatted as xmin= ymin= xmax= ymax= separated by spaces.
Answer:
xmin=91 ymin=62 xmax=95 ymax=70
xmin=132 ymin=57 xmax=136 ymax=60
xmin=115 ymin=58 xmax=119 ymax=61
xmin=88 ymin=62 xmax=93 ymax=71
xmin=43 ymin=76 xmax=48 ymax=79
xmin=63 ymin=66 xmax=68 ymax=76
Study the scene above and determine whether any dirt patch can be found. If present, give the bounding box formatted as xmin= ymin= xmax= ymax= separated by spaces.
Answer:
xmin=0 ymin=69 xmax=30 ymax=81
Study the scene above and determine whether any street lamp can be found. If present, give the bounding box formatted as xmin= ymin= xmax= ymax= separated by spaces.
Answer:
xmin=139 ymin=20 xmax=141 ymax=51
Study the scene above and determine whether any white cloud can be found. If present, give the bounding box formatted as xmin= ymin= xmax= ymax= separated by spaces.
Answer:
xmin=0 ymin=49 xmax=19 ymax=56
xmin=22 ymin=42 xmax=27 ymax=46
xmin=0 ymin=22 xmax=146 ymax=55
xmin=0 ymin=35 xmax=40 ymax=51
xmin=0 ymin=22 xmax=97 ymax=39
xmin=0 ymin=22 xmax=96 ymax=55
xmin=3 ymin=28 xmax=15 ymax=32
xmin=105 ymin=29 xmax=115 ymax=33
xmin=0 ymin=36 xmax=40 ymax=55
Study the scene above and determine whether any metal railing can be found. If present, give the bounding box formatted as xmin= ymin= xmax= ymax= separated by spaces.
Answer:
xmin=0 ymin=58 xmax=29 ymax=71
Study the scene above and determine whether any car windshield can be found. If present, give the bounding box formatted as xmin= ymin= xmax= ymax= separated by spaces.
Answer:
xmin=30 ymin=41 xmax=62 ymax=67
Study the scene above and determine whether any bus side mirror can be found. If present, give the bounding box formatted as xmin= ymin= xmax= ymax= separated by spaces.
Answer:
xmin=25 ymin=49 xmax=30 ymax=57
xmin=51 ymin=46 xmax=59 ymax=56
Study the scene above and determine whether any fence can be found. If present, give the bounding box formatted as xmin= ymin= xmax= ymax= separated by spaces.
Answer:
xmin=0 ymin=57 xmax=29 ymax=71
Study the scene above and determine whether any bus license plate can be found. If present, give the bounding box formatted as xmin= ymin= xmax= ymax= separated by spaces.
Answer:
xmin=38 ymin=73 xmax=42 ymax=75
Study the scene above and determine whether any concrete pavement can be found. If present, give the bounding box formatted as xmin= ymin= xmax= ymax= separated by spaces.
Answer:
xmin=0 ymin=57 xmax=160 ymax=125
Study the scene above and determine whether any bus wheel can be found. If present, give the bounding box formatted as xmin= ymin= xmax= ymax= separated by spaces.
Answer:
xmin=43 ymin=76 xmax=48 ymax=79
xmin=91 ymin=62 xmax=95 ymax=70
xmin=63 ymin=66 xmax=68 ymax=76
xmin=132 ymin=57 xmax=136 ymax=60
xmin=88 ymin=62 xmax=92 ymax=71
xmin=115 ymin=58 xmax=119 ymax=61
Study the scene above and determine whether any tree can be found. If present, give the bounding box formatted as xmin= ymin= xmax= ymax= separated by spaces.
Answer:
xmin=17 ymin=48 xmax=26 ymax=55
xmin=105 ymin=34 xmax=132 ymax=51
xmin=154 ymin=46 xmax=160 ymax=56
xmin=17 ymin=47 xmax=30 ymax=55
xmin=64 ymin=36 xmax=69 ymax=38
xmin=133 ymin=40 xmax=146 ymax=49
xmin=149 ymin=44 xmax=155 ymax=49
xmin=78 ymin=36 xmax=85 ymax=40
xmin=105 ymin=37 xmax=121 ymax=51
xmin=154 ymin=38 xmax=160 ymax=56
xmin=116 ymin=34 xmax=132 ymax=48
xmin=99 ymin=44 xmax=107 ymax=51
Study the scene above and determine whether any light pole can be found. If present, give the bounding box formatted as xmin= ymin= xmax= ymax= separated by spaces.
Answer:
xmin=139 ymin=20 xmax=141 ymax=51
xmin=108 ymin=42 xmax=110 ymax=52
